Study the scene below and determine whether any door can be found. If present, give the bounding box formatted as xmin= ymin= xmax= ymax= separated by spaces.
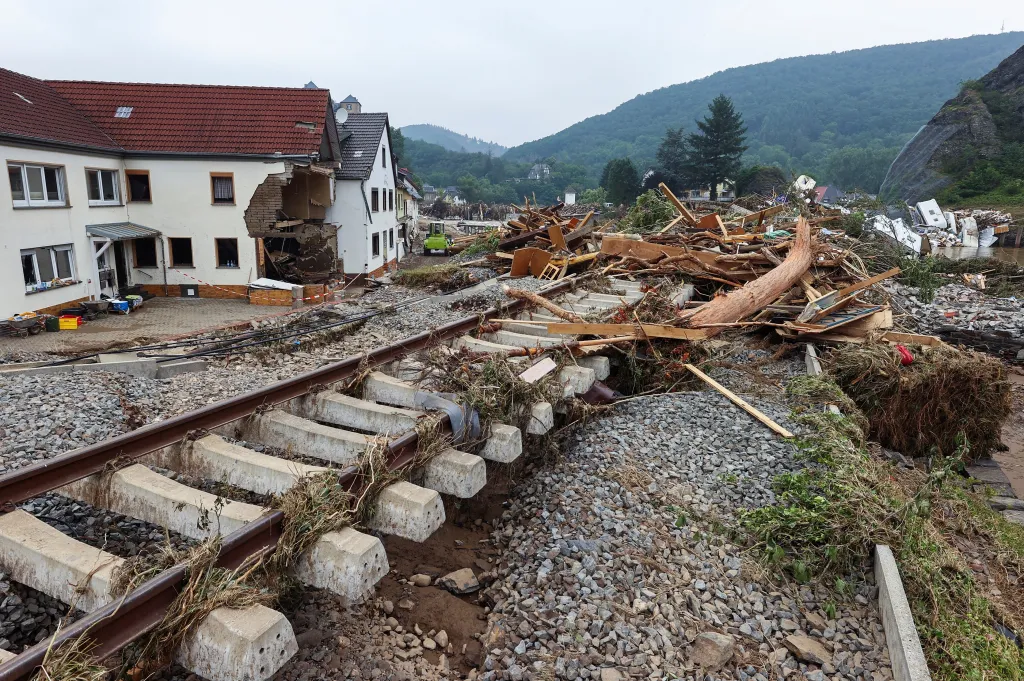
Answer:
xmin=113 ymin=241 xmax=129 ymax=291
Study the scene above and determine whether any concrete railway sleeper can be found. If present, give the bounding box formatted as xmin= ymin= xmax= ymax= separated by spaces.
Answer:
xmin=0 ymin=275 xmax=632 ymax=681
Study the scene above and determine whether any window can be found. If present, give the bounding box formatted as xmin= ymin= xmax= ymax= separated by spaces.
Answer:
xmin=8 ymin=166 xmax=24 ymax=201
xmin=168 ymin=238 xmax=194 ymax=267
xmin=133 ymin=238 xmax=158 ymax=268
xmin=371 ymin=232 xmax=380 ymax=258
xmin=382 ymin=146 xmax=386 ymax=168
xmin=8 ymin=163 xmax=65 ymax=207
xmin=126 ymin=170 xmax=151 ymax=202
xmin=389 ymin=229 xmax=394 ymax=249
xmin=398 ymin=225 xmax=406 ymax=240
xmin=371 ymin=188 xmax=379 ymax=212
xmin=20 ymin=245 xmax=76 ymax=290
xmin=21 ymin=252 xmax=38 ymax=287
xmin=86 ymin=169 xmax=119 ymax=205
xmin=389 ymin=190 xmax=394 ymax=211
xmin=211 ymin=173 xmax=234 ymax=204
xmin=215 ymin=238 xmax=239 ymax=268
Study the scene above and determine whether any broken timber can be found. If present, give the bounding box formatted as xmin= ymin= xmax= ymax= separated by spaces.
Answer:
xmin=684 ymin=364 xmax=794 ymax=438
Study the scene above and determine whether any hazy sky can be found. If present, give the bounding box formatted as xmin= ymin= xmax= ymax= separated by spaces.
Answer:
xmin=2 ymin=1 xmax=1023 ymax=148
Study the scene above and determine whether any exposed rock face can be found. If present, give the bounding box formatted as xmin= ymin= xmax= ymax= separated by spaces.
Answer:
xmin=880 ymin=43 xmax=1024 ymax=203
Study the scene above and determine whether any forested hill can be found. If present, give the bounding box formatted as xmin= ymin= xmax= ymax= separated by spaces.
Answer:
xmin=503 ymin=33 xmax=1024 ymax=190
xmin=401 ymin=124 xmax=507 ymax=156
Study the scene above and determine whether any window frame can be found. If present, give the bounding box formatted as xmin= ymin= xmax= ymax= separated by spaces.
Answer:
xmin=215 ymin=237 xmax=240 ymax=269
xmin=167 ymin=237 xmax=195 ymax=268
xmin=132 ymin=237 xmax=159 ymax=269
xmin=210 ymin=172 xmax=235 ymax=205
xmin=126 ymin=169 xmax=152 ymax=203
xmin=8 ymin=162 xmax=67 ymax=208
xmin=51 ymin=244 xmax=76 ymax=281
xmin=85 ymin=167 xmax=121 ymax=206
xmin=20 ymin=244 xmax=76 ymax=291
xmin=371 ymin=188 xmax=379 ymax=212
xmin=389 ymin=189 xmax=394 ymax=212
xmin=21 ymin=250 xmax=40 ymax=289
xmin=382 ymin=146 xmax=387 ymax=168
xmin=371 ymin=232 xmax=380 ymax=258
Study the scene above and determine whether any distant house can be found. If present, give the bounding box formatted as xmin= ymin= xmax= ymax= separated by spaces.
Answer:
xmin=396 ymin=168 xmax=421 ymax=238
xmin=327 ymin=112 xmax=405 ymax=277
xmin=337 ymin=95 xmax=361 ymax=115
xmin=684 ymin=182 xmax=736 ymax=201
xmin=443 ymin=185 xmax=465 ymax=206
xmin=422 ymin=184 xmax=438 ymax=203
xmin=814 ymin=186 xmax=844 ymax=205
xmin=528 ymin=163 xmax=551 ymax=181
xmin=564 ymin=188 xmax=578 ymax=206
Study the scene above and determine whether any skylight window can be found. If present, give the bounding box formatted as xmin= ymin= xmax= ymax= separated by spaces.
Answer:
xmin=114 ymin=106 xmax=134 ymax=118
xmin=353 ymin=151 xmax=363 ymax=158
xmin=294 ymin=121 xmax=315 ymax=130
xmin=13 ymin=92 xmax=32 ymax=104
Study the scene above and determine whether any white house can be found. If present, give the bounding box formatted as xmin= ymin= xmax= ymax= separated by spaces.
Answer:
xmin=397 ymin=168 xmax=421 ymax=242
xmin=0 ymin=67 xmax=341 ymax=318
xmin=328 ymin=112 xmax=406 ymax=278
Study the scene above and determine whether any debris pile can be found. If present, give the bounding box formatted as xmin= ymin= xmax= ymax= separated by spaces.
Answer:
xmin=866 ymin=199 xmax=1015 ymax=253
xmin=827 ymin=343 xmax=1013 ymax=460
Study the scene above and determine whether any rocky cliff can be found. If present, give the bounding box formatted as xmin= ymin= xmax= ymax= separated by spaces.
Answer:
xmin=880 ymin=43 xmax=1024 ymax=203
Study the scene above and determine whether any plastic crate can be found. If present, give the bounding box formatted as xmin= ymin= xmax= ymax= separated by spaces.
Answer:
xmin=58 ymin=315 xmax=82 ymax=330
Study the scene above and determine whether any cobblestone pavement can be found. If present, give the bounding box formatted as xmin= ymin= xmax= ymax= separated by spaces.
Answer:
xmin=0 ymin=298 xmax=289 ymax=356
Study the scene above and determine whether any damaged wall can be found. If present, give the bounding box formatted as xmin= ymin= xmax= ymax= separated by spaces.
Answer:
xmin=244 ymin=163 xmax=341 ymax=283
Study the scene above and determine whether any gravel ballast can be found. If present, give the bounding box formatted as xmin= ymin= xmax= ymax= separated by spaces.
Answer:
xmin=476 ymin=388 xmax=893 ymax=681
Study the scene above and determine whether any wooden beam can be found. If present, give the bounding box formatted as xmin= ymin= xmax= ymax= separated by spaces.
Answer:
xmin=835 ymin=267 xmax=900 ymax=299
xmin=658 ymin=182 xmax=696 ymax=225
xmin=684 ymin=364 xmax=794 ymax=438
xmin=882 ymin=331 xmax=942 ymax=346
xmin=546 ymin=322 xmax=708 ymax=340
xmin=657 ymin=215 xmax=685 ymax=235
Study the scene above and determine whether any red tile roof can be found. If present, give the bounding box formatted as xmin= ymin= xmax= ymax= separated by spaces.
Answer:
xmin=46 ymin=80 xmax=331 ymax=155
xmin=0 ymin=68 xmax=120 ymax=150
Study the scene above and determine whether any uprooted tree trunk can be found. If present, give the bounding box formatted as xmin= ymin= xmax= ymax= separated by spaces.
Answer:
xmin=502 ymin=286 xmax=585 ymax=323
xmin=684 ymin=216 xmax=813 ymax=337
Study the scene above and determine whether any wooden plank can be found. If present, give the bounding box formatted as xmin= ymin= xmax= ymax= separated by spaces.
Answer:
xmin=547 ymin=223 xmax=568 ymax=251
xmin=658 ymin=182 xmax=696 ymax=225
xmin=657 ymin=215 xmax=685 ymax=234
xmin=835 ymin=267 xmax=900 ymax=299
xmin=696 ymin=212 xmax=729 ymax=238
xmin=802 ymin=330 xmax=943 ymax=347
xmin=510 ymin=247 xmax=551 ymax=277
xmin=684 ymin=364 xmax=793 ymax=438
xmin=518 ymin=357 xmax=557 ymax=384
xmin=839 ymin=308 xmax=893 ymax=334
xmin=882 ymin=331 xmax=942 ymax=346
xmin=809 ymin=292 xmax=862 ymax=323
xmin=546 ymin=322 xmax=708 ymax=340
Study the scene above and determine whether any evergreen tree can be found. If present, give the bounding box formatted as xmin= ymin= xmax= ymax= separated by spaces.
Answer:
xmin=683 ymin=95 xmax=748 ymax=200
xmin=600 ymin=158 xmax=641 ymax=205
xmin=655 ymin=127 xmax=692 ymax=192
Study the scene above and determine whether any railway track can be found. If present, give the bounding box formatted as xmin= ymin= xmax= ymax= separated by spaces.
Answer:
xmin=0 ymin=276 xmax=645 ymax=681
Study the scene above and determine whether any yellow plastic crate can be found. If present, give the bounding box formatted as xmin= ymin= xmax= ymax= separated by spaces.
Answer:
xmin=58 ymin=317 xmax=80 ymax=330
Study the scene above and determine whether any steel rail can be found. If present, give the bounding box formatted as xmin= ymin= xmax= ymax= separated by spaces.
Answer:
xmin=0 ymin=424 xmax=435 ymax=681
xmin=0 ymin=278 xmax=576 ymax=681
xmin=0 ymin=278 xmax=575 ymax=507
